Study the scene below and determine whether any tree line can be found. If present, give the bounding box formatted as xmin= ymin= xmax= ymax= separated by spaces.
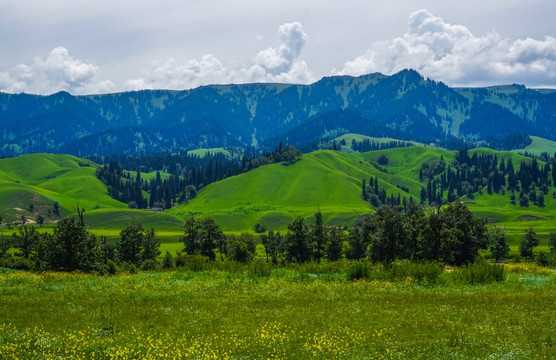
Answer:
xmin=350 ymin=139 xmax=413 ymax=152
xmin=2 ymin=203 xmax=555 ymax=273
xmin=177 ymin=202 xmax=551 ymax=266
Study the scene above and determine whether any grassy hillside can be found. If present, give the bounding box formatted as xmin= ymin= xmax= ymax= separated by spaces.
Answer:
xmin=172 ymin=151 xmax=371 ymax=231
xmin=0 ymin=154 xmax=126 ymax=224
xmin=170 ymin=148 xmax=456 ymax=231
xmin=0 ymin=154 xmax=185 ymax=241
xmin=514 ymin=135 xmax=556 ymax=156
xmin=2 ymin=148 xmax=556 ymax=248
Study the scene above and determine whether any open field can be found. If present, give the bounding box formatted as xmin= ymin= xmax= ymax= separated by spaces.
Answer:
xmin=0 ymin=264 xmax=554 ymax=359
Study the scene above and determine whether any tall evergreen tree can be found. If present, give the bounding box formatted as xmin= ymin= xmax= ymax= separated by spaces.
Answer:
xmin=181 ymin=216 xmax=199 ymax=255
xmin=197 ymin=217 xmax=224 ymax=261
xmin=286 ymin=217 xmax=311 ymax=263
xmin=326 ymin=227 xmax=344 ymax=262
xmin=520 ymin=227 xmax=539 ymax=260
xmin=118 ymin=219 xmax=145 ymax=265
xmin=312 ymin=210 xmax=325 ymax=263
xmin=489 ymin=227 xmax=509 ymax=262
xmin=142 ymin=228 xmax=161 ymax=261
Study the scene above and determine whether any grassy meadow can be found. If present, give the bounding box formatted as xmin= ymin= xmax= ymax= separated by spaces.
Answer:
xmin=0 ymin=263 xmax=555 ymax=359
xmin=2 ymin=145 xmax=556 ymax=359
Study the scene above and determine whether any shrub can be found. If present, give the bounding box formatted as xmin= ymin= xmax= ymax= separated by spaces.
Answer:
xmin=347 ymin=261 xmax=371 ymax=281
xmin=106 ymin=260 xmax=118 ymax=275
xmin=452 ymin=259 xmax=504 ymax=284
xmin=247 ymin=261 xmax=272 ymax=278
xmin=390 ymin=261 xmax=444 ymax=284
xmin=0 ymin=255 xmax=35 ymax=271
xmin=162 ymin=252 xmax=175 ymax=269
xmin=141 ymin=259 xmax=159 ymax=271
xmin=174 ymin=251 xmax=186 ymax=267
xmin=185 ymin=255 xmax=209 ymax=272
xmin=535 ymin=252 xmax=555 ymax=267
xmin=119 ymin=262 xmax=138 ymax=274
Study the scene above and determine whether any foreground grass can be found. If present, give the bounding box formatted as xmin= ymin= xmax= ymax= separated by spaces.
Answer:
xmin=0 ymin=265 xmax=555 ymax=359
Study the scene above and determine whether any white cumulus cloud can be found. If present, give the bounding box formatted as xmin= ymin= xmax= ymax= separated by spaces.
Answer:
xmin=337 ymin=9 xmax=556 ymax=87
xmin=0 ymin=47 xmax=116 ymax=94
xmin=126 ymin=22 xmax=313 ymax=90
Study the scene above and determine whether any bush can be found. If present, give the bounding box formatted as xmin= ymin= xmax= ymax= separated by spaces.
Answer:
xmin=119 ymin=262 xmax=138 ymax=274
xmin=0 ymin=255 xmax=35 ymax=271
xmin=174 ymin=251 xmax=186 ymax=267
xmin=247 ymin=261 xmax=272 ymax=278
xmin=452 ymin=259 xmax=505 ymax=284
xmin=162 ymin=252 xmax=175 ymax=269
xmin=106 ymin=260 xmax=118 ymax=275
xmin=536 ymin=252 xmax=556 ymax=267
xmin=347 ymin=261 xmax=371 ymax=281
xmin=141 ymin=259 xmax=159 ymax=271
xmin=389 ymin=261 xmax=444 ymax=284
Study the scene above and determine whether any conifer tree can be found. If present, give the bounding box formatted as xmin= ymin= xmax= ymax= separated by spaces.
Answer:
xmin=520 ymin=227 xmax=539 ymax=260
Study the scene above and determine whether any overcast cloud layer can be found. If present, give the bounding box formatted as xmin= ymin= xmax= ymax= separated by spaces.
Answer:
xmin=338 ymin=9 xmax=556 ymax=87
xmin=1 ymin=4 xmax=555 ymax=94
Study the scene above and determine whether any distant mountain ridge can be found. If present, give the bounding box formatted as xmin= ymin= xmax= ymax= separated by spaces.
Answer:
xmin=1 ymin=69 xmax=555 ymax=157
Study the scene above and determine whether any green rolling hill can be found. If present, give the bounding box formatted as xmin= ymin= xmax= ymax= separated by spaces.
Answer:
xmin=2 ymin=148 xmax=556 ymax=255
xmin=169 ymin=147 xmax=457 ymax=231
xmin=513 ymin=135 xmax=556 ymax=156
xmin=0 ymin=154 xmax=183 ymax=237
xmin=0 ymin=154 xmax=125 ymax=223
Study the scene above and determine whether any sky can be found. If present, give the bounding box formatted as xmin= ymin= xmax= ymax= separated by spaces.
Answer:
xmin=1 ymin=0 xmax=555 ymax=94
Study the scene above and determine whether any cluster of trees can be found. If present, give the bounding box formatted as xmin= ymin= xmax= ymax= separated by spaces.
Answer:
xmin=182 ymin=203 xmax=490 ymax=266
xmin=362 ymin=176 xmax=411 ymax=209
xmin=485 ymin=133 xmax=532 ymax=151
xmin=419 ymin=149 xmax=556 ymax=207
xmin=96 ymin=162 xmax=148 ymax=208
xmin=1 ymin=210 xmax=160 ymax=272
xmin=95 ymin=144 xmax=302 ymax=209
xmin=351 ymin=139 xmax=413 ymax=152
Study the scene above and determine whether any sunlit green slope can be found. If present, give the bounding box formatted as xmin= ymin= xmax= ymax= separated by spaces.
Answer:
xmin=0 ymin=154 xmax=183 ymax=234
xmin=170 ymin=148 xmax=454 ymax=231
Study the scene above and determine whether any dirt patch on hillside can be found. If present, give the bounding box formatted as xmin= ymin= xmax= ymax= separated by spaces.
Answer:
xmin=516 ymin=215 xmax=544 ymax=221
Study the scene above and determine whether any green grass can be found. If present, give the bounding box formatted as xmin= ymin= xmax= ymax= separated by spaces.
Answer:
xmin=0 ymin=154 xmax=186 ymax=238
xmin=514 ymin=135 xmax=556 ymax=156
xmin=0 ymin=154 xmax=126 ymax=224
xmin=0 ymin=267 xmax=554 ymax=359
xmin=168 ymin=146 xmax=556 ymax=235
xmin=170 ymin=150 xmax=382 ymax=231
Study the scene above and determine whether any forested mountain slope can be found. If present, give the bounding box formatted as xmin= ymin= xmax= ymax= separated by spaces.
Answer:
xmin=2 ymin=70 xmax=555 ymax=157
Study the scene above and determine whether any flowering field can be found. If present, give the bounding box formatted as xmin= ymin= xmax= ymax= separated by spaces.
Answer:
xmin=0 ymin=267 xmax=555 ymax=359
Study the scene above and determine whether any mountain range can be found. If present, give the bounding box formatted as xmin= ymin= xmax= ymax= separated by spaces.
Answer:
xmin=1 ymin=69 xmax=555 ymax=157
